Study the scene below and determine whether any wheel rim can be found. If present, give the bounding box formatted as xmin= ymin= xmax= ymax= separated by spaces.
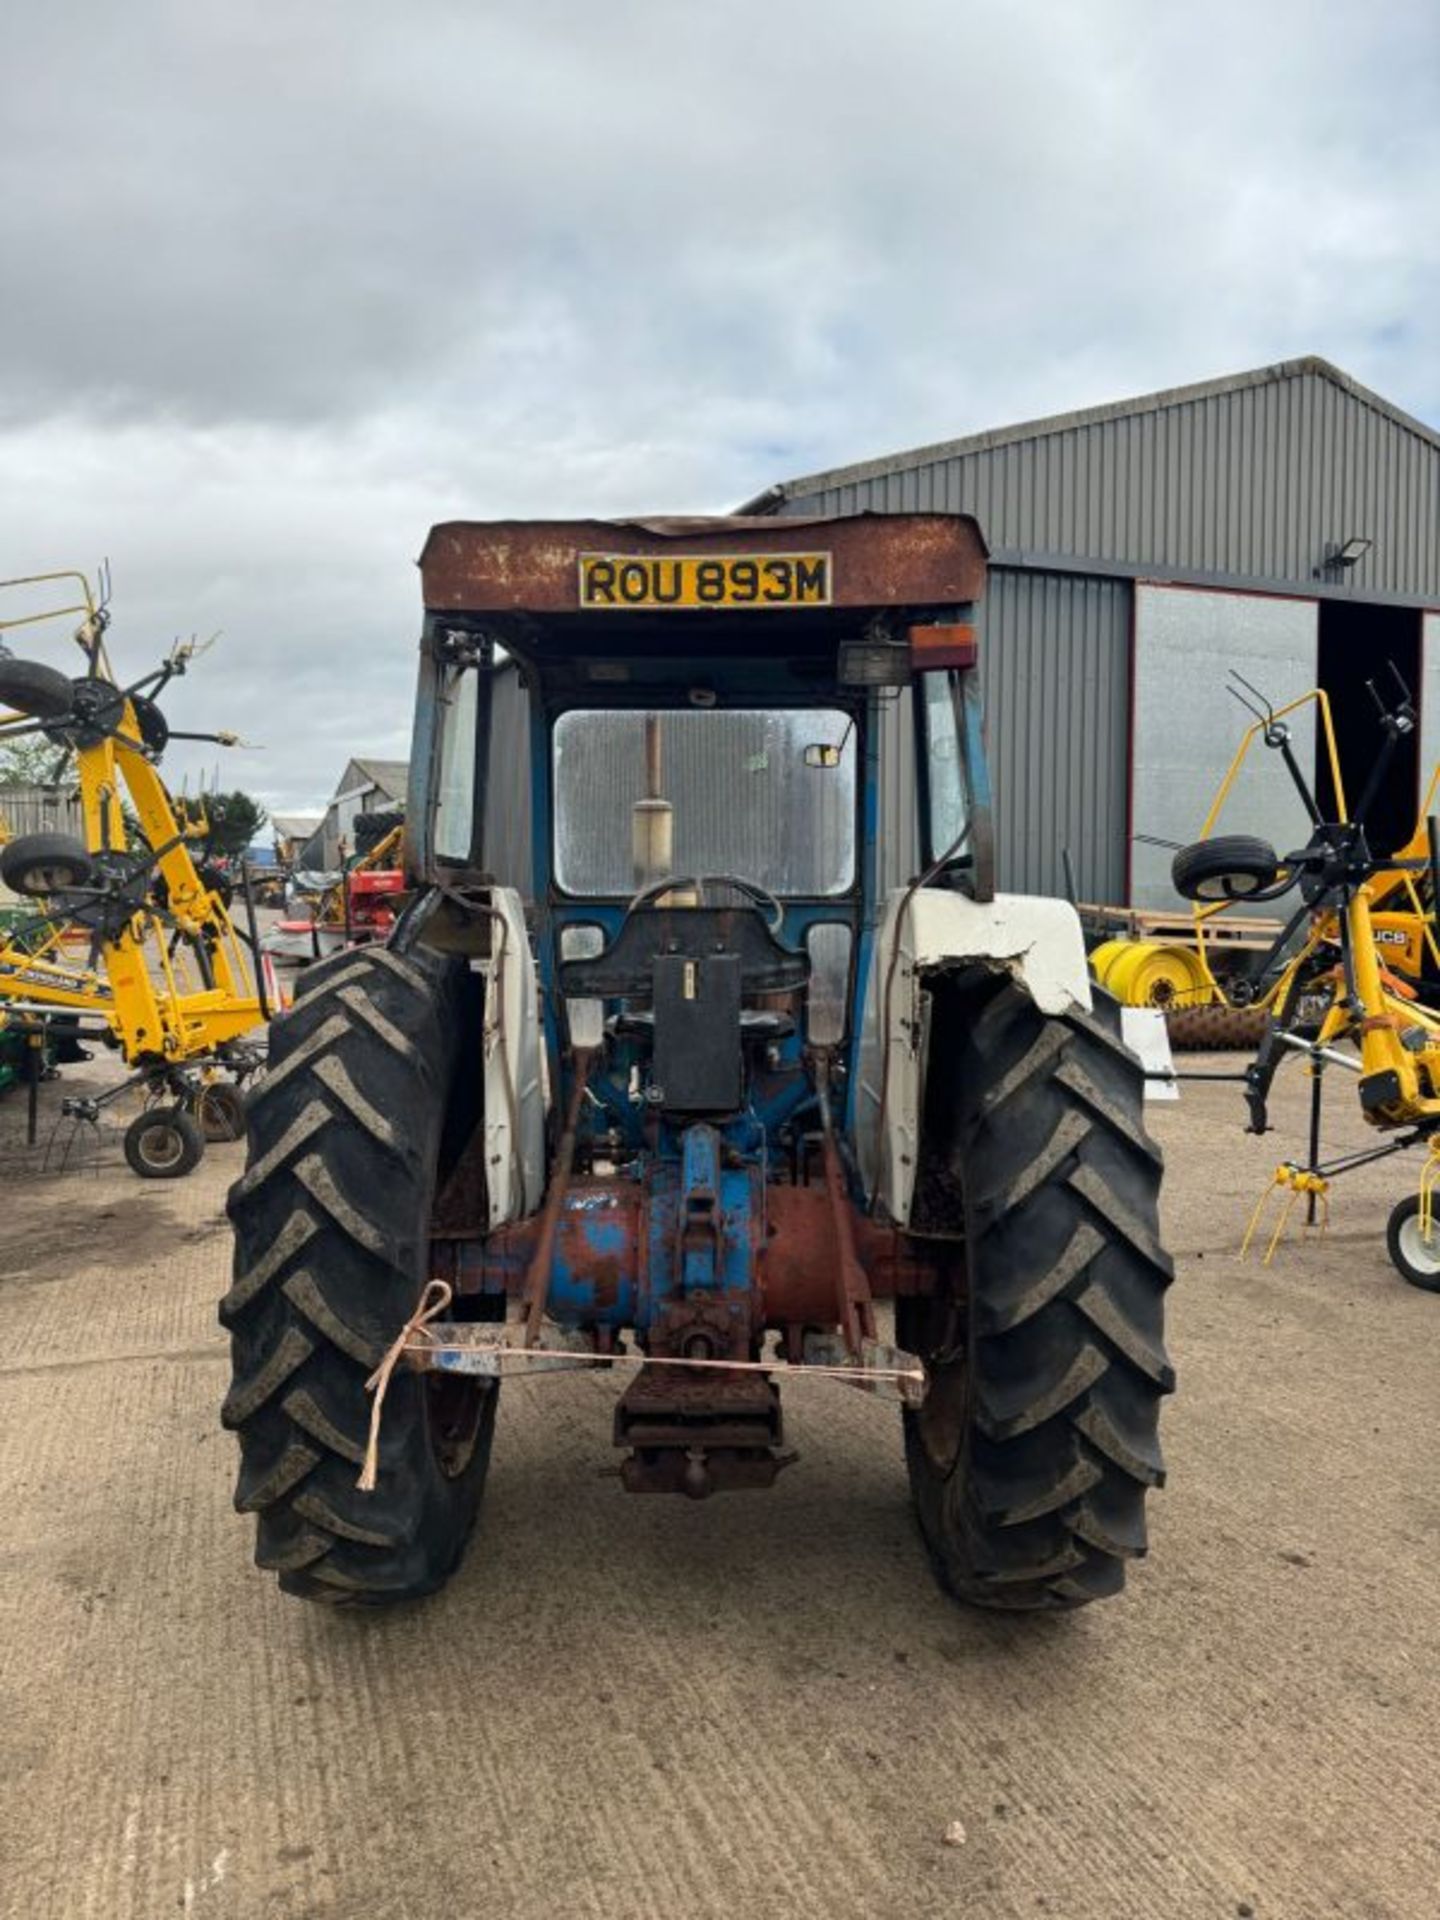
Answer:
xmin=1109 ymin=943 xmax=1208 ymax=1009
xmin=24 ymin=862 xmax=83 ymax=893
xmin=1088 ymin=940 xmax=1129 ymax=989
xmin=139 ymin=1123 xmax=186 ymax=1172
xmin=1398 ymin=1213 xmax=1440 ymax=1277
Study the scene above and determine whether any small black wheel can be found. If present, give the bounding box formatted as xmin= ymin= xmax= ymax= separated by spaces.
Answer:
xmin=195 ymin=1080 xmax=247 ymax=1143
xmin=1172 ymin=835 xmax=1280 ymax=903
xmin=0 ymin=656 xmax=76 ymax=721
xmin=0 ymin=831 xmax=96 ymax=898
xmin=130 ymin=692 xmax=170 ymax=758
xmin=1385 ymin=1194 xmax=1440 ymax=1293
xmin=124 ymin=1104 xmax=206 ymax=1179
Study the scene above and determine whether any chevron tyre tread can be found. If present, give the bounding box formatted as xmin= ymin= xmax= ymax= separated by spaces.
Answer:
xmin=222 ymin=944 xmax=495 ymax=1604
xmin=900 ymin=978 xmax=1173 ymax=1611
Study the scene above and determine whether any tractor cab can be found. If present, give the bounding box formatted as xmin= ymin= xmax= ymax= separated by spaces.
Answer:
xmin=408 ymin=514 xmax=991 ymax=1147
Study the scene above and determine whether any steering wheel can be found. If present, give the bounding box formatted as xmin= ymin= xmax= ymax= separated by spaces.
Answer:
xmin=625 ymin=872 xmax=786 ymax=935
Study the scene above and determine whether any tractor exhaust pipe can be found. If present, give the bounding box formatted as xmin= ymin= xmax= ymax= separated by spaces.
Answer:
xmin=632 ymin=711 xmax=674 ymax=890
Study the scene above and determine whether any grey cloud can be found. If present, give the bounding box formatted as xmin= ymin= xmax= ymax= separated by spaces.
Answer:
xmin=1 ymin=0 xmax=1436 ymax=813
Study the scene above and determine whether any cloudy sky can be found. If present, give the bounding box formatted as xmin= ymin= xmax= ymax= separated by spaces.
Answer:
xmin=2 ymin=0 xmax=1436 ymax=815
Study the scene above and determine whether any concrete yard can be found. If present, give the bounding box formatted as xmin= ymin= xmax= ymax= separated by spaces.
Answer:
xmin=2 ymin=1052 xmax=1439 ymax=1920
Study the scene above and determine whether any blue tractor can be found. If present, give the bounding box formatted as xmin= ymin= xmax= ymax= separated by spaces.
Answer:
xmin=223 ymin=512 xmax=1173 ymax=1608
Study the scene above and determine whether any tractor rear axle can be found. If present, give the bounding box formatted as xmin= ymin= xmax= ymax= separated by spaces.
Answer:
xmin=442 ymin=1177 xmax=938 ymax=1327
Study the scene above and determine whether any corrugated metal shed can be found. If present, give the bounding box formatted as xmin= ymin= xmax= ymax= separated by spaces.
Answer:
xmin=741 ymin=357 xmax=1440 ymax=904
xmin=983 ymin=570 xmax=1130 ymax=901
xmin=871 ymin=571 xmax=1129 ymax=901
xmin=743 ymin=357 xmax=1440 ymax=602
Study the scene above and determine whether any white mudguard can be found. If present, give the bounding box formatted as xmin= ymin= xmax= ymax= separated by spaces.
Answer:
xmin=475 ymin=885 xmax=547 ymax=1229
xmin=855 ymin=888 xmax=1092 ymax=1225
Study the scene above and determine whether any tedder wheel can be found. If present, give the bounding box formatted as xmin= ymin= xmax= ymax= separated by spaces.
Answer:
xmin=1103 ymin=941 xmax=1208 ymax=1010
xmin=195 ymin=1080 xmax=247 ymax=1143
xmin=0 ymin=831 xmax=96 ymax=898
xmin=1385 ymin=1195 xmax=1440 ymax=1294
xmin=222 ymin=943 xmax=496 ymax=1605
xmin=124 ymin=1104 xmax=206 ymax=1179
xmin=899 ymin=978 xmax=1174 ymax=1610
xmin=1086 ymin=938 xmax=1132 ymax=990
xmin=0 ymin=656 xmax=76 ymax=721
xmin=1171 ymin=834 xmax=1279 ymax=903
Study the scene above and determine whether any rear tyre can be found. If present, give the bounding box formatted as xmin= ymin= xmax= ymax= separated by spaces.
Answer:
xmin=900 ymin=978 xmax=1174 ymax=1610
xmin=125 ymin=1105 xmax=205 ymax=1179
xmin=1385 ymin=1194 xmax=1440 ymax=1293
xmin=222 ymin=944 xmax=496 ymax=1605
xmin=0 ymin=831 xmax=96 ymax=897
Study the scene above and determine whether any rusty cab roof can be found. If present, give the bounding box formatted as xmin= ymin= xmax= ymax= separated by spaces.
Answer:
xmin=417 ymin=513 xmax=987 ymax=698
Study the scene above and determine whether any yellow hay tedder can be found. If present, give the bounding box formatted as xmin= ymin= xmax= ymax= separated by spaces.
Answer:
xmin=1168 ymin=666 xmax=1440 ymax=1287
xmin=0 ymin=571 xmax=272 ymax=1175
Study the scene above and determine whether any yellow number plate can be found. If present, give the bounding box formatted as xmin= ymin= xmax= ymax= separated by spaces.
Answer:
xmin=579 ymin=551 xmax=832 ymax=610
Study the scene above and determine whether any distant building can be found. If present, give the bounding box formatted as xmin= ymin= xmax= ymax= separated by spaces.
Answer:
xmin=270 ymin=813 xmax=323 ymax=868
xmin=311 ymin=758 xmax=408 ymax=867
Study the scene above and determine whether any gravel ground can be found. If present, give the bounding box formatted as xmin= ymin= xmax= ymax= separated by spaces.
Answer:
xmin=1 ymin=1046 xmax=1439 ymax=1920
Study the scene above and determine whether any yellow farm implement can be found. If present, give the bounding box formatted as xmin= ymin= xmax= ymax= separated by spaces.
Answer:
xmin=1083 ymin=907 xmax=1271 ymax=1048
xmin=0 ymin=571 xmax=271 ymax=1174
xmin=1170 ymin=667 xmax=1440 ymax=1287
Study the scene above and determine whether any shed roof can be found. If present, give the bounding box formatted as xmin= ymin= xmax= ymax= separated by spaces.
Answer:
xmin=271 ymin=813 xmax=322 ymax=840
xmin=348 ymin=759 xmax=409 ymax=801
xmin=737 ymin=357 xmax=1440 ymax=512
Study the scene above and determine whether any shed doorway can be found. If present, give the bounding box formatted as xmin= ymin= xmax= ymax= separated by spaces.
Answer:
xmin=1315 ymin=601 xmax=1421 ymax=856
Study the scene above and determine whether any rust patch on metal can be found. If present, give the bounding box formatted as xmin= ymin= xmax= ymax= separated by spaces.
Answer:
xmin=518 ymin=1049 xmax=594 ymax=1344
xmin=614 ymin=1364 xmax=788 ymax=1497
xmin=420 ymin=514 xmax=987 ymax=616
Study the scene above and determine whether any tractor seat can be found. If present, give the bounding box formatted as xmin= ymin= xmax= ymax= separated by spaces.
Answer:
xmin=608 ymin=1007 xmax=795 ymax=1042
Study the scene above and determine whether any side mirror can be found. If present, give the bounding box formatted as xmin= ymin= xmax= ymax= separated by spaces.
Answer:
xmin=803 ymin=743 xmax=842 ymax=770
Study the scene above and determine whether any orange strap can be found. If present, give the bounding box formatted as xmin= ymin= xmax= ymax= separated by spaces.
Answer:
xmin=357 ymin=1279 xmax=453 ymax=1492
